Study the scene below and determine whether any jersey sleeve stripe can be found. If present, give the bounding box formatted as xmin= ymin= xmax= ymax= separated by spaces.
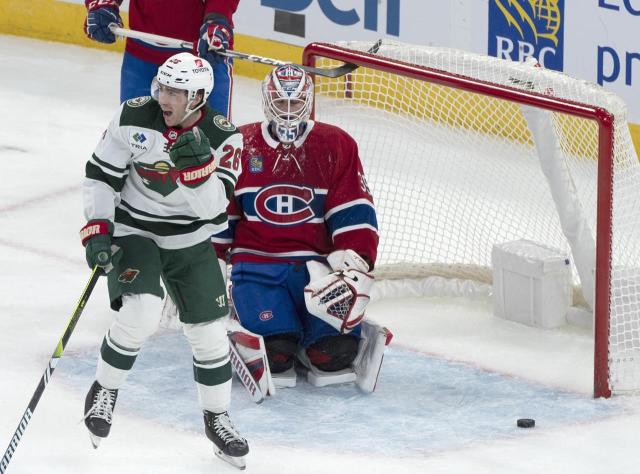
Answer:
xmin=215 ymin=167 xmax=239 ymax=184
xmin=91 ymin=153 xmax=129 ymax=175
xmin=325 ymin=203 xmax=378 ymax=236
xmin=86 ymin=161 xmax=127 ymax=192
xmin=325 ymin=198 xmax=374 ymax=220
xmin=332 ymin=223 xmax=379 ymax=238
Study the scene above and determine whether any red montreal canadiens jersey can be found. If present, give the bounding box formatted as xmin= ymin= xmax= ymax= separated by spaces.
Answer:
xmin=213 ymin=121 xmax=379 ymax=266
xmin=124 ymin=0 xmax=239 ymax=64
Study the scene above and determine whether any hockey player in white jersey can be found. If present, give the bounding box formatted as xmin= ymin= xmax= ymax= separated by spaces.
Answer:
xmin=80 ymin=52 xmax=248 ymax=469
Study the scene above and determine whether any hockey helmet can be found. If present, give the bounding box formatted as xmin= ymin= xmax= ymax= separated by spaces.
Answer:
xmin=261 ymin=64 xmax=314 ymax=144
xmin=151 ymin=52 xmax=214 ymax=120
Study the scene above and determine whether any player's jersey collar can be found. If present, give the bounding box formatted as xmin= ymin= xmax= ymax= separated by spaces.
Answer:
xmin=260 ymin=120 xmax=315 ymax=149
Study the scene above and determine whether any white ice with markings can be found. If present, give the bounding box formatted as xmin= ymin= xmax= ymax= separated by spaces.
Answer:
xmin=1 ymin=36 xmax=639 ymax=474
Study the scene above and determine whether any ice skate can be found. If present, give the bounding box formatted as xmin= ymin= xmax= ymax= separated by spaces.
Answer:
xmin=203 ymin=411 xmax=249 ymax=470
xmin=83 ymin=380 xmax=118 ymax=449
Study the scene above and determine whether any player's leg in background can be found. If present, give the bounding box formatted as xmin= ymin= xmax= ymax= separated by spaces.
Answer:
xmin=85 ymin=235 xmax=164 ymax=445
xmin=161 ymin=241 xmax=248 ymax=465
xmin=209 ymin=57 xmax=233 ymax=118
xmin=230 ymin=262 xmax=302 ymax=378
xmin=120 ymin=51 xmax=160 ymax=103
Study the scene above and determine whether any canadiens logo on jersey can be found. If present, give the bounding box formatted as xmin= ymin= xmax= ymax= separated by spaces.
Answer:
xmin=134 ymin=160 xmax=178 ymax=197
xmin=254 ymin=184 xmax=316 ymax=225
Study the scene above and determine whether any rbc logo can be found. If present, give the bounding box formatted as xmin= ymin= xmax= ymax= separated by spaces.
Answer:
xmin=261 ymin=0 xmax=400 ymax=36
xmin=488 ymin=0 xmax=565 ymax=71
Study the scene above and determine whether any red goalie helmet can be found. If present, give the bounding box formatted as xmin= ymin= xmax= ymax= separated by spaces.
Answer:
xmin=261 ymin=64 xmax=314 ymax=144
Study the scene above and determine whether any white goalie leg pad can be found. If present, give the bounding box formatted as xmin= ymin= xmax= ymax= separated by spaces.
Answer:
xmin=297 ymin=348 xmax=357 ymax=387
xmin=353 ymin=320 xmax=393 ymax=393
xmin=183 ymin=318 xmax=232 ymax=413
xmin=97 ymin=293 xmax=163 ymax=389
xmin=227 ymin=318 xmax=275 ymax=398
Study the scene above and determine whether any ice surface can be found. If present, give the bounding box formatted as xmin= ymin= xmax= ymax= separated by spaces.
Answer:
xmin=1 ymin=35 xmax=640 ymax=474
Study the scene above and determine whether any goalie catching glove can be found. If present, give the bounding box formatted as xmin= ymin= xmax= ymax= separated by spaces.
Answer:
xmin=304 ymin=249 xmax=374 ymax=334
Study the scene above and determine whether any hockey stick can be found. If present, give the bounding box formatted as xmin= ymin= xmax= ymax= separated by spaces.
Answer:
xmin=0 ymin=266 xmax=102 ymax=474
xmin=109 ymin=26 xmax=381 ymax=78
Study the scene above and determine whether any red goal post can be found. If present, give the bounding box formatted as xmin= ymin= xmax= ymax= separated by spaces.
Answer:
xmin=301 ymin=41 xmax=640 ymax=398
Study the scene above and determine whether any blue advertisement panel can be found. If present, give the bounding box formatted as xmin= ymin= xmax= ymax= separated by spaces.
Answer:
xmin=487 ymin=0 xmax=565 ymax=71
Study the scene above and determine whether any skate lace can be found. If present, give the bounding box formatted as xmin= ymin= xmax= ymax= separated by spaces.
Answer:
xmin=213 ymin=412 xmax=244 ymax=444
xmin=83 ymin=387 xmax=116 ymax=423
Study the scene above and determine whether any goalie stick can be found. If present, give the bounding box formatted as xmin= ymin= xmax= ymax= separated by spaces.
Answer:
xmin=109 ymin=26 xmax=381 ymax=78
xmin=0 ymin=266 xmax=102 ymax=474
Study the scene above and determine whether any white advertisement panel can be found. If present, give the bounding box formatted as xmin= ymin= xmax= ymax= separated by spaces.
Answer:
xmin=234 ymin=1 xmax=454 ymax=48
xmin=236 ymin=0 xmax=639 ymax=123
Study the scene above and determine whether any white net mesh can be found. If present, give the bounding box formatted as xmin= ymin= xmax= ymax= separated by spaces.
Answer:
xmin=310 ymin=40 xmax=640 ymax=395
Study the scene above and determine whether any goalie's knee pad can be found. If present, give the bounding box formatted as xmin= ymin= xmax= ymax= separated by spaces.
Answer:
xmin=264 ymin=333 xmax=299 ymax=374
xmin=306 ymin=335 xmax=359 ymax=372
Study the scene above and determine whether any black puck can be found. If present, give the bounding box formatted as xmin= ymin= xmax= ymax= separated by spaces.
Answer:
xmin=517 ymin=418 xmax=535 ymax=428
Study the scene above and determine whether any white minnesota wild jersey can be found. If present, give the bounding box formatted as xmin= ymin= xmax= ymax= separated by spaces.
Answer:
xmin=84 ymin=96 xmax=243 ymax=249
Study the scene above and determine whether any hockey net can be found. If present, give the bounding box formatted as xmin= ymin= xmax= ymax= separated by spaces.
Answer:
xmin=303 ymin=41 xmax=640 ymax=398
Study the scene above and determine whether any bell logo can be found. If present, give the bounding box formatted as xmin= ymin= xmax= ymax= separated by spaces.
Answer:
xmin=488 ymin=0 xmax=565 ymax=71
xmin=262 ymin=0 xmax=400 ymax=36
xmin=195 ymin=59 xmax=203 ymax=67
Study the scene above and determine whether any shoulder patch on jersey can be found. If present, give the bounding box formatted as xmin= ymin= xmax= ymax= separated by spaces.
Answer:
xmin=126 ymin=96 xmax=152 ymax=107
xmin=213 ymin=115 xmax=236 ymax=132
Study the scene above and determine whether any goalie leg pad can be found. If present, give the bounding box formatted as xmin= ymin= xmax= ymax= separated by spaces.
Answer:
xmin=353 ymin=320 xmax=393 ymax=393
xmin=264 ymin=333 xmax=299 ymax=373
xmin=306 ymin=335 xmax=359 ymax=372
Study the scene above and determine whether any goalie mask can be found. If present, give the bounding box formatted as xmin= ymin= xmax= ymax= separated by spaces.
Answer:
xmin=262 ymin=64 xmax=314 ymax=144
xmin=151 ymin=52 xmax=214 ymax=123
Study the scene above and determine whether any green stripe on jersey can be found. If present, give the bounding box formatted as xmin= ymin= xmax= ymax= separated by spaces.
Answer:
xmin=120 ymin=200 xmax=200 ymax=222
xmin=92 ymin=154 xmax=128 ymax=174
xmin=115 ymin=207 xmax=227 ymax=236
xmin=86 ymin=161 xmax=127 ymax=192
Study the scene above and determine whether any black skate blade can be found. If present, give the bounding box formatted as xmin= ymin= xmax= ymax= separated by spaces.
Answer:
xmin=215 ymin=449 xmax=246 ymax=470
xmin=89 ymin=433 xmax=102 ymax=449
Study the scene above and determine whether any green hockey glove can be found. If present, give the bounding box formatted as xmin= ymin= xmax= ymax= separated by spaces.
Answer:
xmin=169 ymin=127 xmax=216 ymax=187
xmin=80 ymin=220 xmax=114 ymax=270
xmin=169 ymin=127 xmax=212 ymax=170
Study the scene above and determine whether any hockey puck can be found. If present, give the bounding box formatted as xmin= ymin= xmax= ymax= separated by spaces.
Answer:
xmin=517 ymin=418 xmax=535 ymax=428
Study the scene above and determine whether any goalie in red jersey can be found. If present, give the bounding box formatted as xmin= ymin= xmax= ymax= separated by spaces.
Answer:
xmin=214 ymin=64 xmax=392 ymax=394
